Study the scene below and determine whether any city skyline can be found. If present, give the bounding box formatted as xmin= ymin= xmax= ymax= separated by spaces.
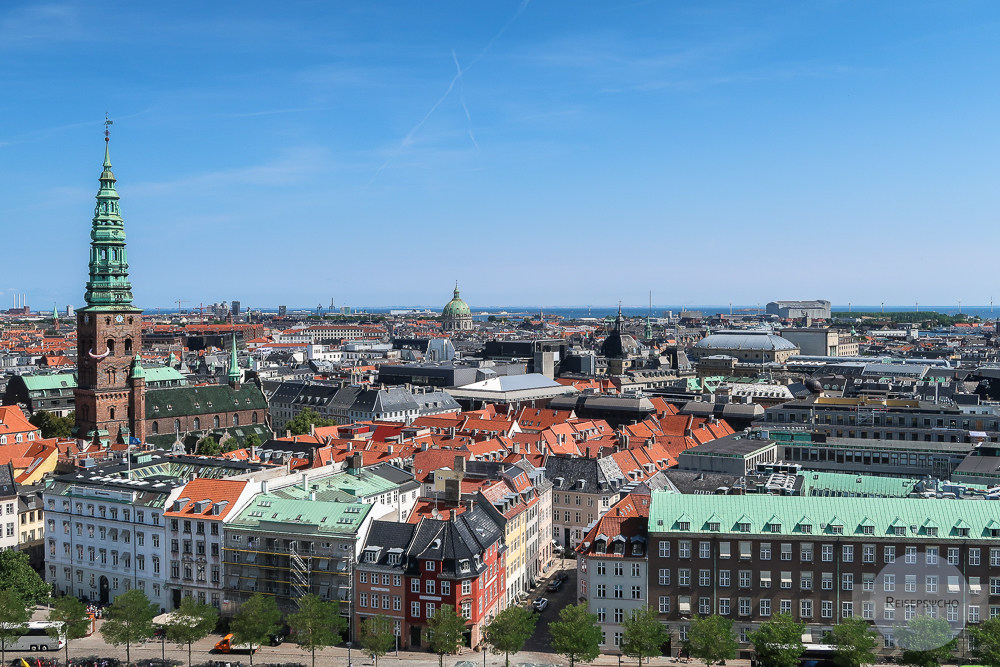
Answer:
xmin=3 ymin=2 xmax=1000 ymax=306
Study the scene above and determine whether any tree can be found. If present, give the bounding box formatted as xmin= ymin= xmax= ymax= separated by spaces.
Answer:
xmin=99 ymin=589 xmax=157 ymax=664
xmin=0 ymin=589 xmax=29 ymax=666
xmin=360 ymin=614 xmax=397 ymax=667
xmin=971 ymin=617 xmax=1000 ymax=667
xmin=244 ymin=433 xmax=262 ymax=449
xmin=166 ymin=596 xmax=219 ymax=667
xmin=549 ymin=602 xmax=602 ymax=667
xmin=29 ymin=410 xmax=74 ymax=438
xmin=425 ymin=604 xmax=467 ymax=667
xmin=286 ymin=407 xmax=337 ymax=436
xmin=288 ymin=594 xmax=346 ymax=667
xmin=829 ymin=618 xmax=879 ymax=667
xmin=483 ymin=606 xmax=538 ymax=667
xmin=897 ymin=615 xmax=957 ymax=667
xmin=685 ymin=615 xmax=738 ymax=667
xmin=0 ymin=550 xmax=50 ymax=605
xmin=749 ymin=613 xmax=805 ymax=667
xmin=231 ymin=593 xmax=282 ymax=667
xmin=621 ymin=607 xmax=669 ymax=667
xmin=196 ymin=435 xmax=221 ymax=456
xmin=47 ymin=595 xmax=92 ymax=664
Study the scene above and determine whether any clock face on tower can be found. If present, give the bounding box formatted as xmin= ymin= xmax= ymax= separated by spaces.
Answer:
xmin=115 ymin=314 xmax=124 ymax=323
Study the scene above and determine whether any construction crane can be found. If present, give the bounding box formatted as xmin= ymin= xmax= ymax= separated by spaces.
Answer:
xmin=175 ymin=299 xmax=190 ymax=315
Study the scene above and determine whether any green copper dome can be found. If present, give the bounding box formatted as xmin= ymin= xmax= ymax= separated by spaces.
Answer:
xmin=130 ymin=353 xmax=145 ymax=380
xmin=442 ymin=283 xmax=471 ymax=317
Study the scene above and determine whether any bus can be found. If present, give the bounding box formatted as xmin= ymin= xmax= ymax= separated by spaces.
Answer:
xmin=0 ymin=621 xmax=65 ymax=652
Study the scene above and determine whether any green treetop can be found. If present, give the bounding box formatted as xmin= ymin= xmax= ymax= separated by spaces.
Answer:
xmin=98 ymin=589 xmax=157 ymax=664
xmin=621 ymin=607 xmax=669 ymax=667
xmin=748 ymin=613 xmax=806 ymax=667
xmin=483 ymin=606 xmax=538 ymax=667
xmin=425 ymin=604 xmax=467 ymax=667
xmin=231 ymin=593 xmax=282 ymax=667
xmin=685 ymin=615 xmax=738 ymax=667
xmin=549 ymin=603 xmax=602 ymax=667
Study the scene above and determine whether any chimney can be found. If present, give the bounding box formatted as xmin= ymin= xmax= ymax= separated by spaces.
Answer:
xmin=261 ymin=479 xmax=268 ymax=494
xmin=445 ymin=477 xmax=462 ymax=506
xmin=454 ymin=455 xmax=467 ymax=475
xmin=301 ymin=473 xmax=308 ymax=490
xmin=286 ymin=429 xmax=291 ymax=438
xmin=310 ymin=423 xmax=316 ymax=437
xmin=309 ymin=491 xmax=316 ymax=501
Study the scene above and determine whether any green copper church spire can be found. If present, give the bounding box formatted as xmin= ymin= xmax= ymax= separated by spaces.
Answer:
xmin=227 ymin=333 xmax=241 ymax=385
xmin=83 ymin=117 xmax=137 ymax=311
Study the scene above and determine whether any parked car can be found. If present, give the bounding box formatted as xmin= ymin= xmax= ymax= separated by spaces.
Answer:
xmin=532 ymin=598 xmax=549 ymax=612
xmin=546 ymin=580 xmax=563 ymax=592
xmin=556 ymin=572 xmax=569 ymax=582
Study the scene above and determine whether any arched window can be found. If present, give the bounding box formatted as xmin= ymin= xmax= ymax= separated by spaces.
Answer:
xmin=152 ymin=422 xmax=159 ymax=434
xmin=109 ymin=407 xmax=115 ymax=420
xmin=233 ymin=414 xmax=239 ymax=426
xmin=106 ymin=339 xmax=115 ymax=354
xmin=213 ymin=416 xmax=220 ymax=429
xmin=252 ymin=412 xmax=258 ymax=424
xmin=193 ymin=417 xmax=200 ymax=430
xmin=124 ymin=338 xmax=133 ymax=354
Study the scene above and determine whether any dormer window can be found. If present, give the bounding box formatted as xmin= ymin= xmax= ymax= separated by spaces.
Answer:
xmin=768 ymin=523 xmax=781 ymax=533
xmin=678 ymin=522 xmax=691 ymax=531
xmin=739 ymin=522 xmax=751 ymax=533
xmin=631 ymin=543 xmax=642 ymax=556
xmin=614 ymin=541 xmax=625 ymax=555
xmin=830 ymin=525 xmax=844 ymax=535
xmin=595 ymin=540 xmax=606 ymax=554
xmin=708 ymin=522 xmax=720 ymax=532
xmin=459 ymin=559 xmax=471 ymax=573
xmin=957 ymin=528 xmax=970 ymax=537
xmin=894 ymin=527 xmax=906 ymax=536
xmin=426 ymin=561 xmax=436 ymax=571
xmin=800 ymin=524 xmax=812 ymax=534
xmin=863 ymin=525 xmax=875 ymax=535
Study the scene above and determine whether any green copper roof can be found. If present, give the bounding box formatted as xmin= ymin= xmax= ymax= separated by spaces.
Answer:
xmin=229 ymin=495 xmax=374 ymax=536
xmin=649 ymin=491 xmax=1000 ymax=541
xmin=22 ymin=373 xmax=78 ymax=392
xmin=82 ymin=137 xmax=138 ymax=311
xmin=799 ymin=471 xmax=920 ymax=498
xmin=270 ymin=469 xmax=397 ymax=502
xmin=142 ymin=366 xmax=187 ymax=385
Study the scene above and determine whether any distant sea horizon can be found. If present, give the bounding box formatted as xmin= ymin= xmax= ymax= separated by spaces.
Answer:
xmin=139 ymin=305 xmax=1000 ymax=319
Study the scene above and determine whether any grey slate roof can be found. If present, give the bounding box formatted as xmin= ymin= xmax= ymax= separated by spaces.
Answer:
xmin=544 ymin=456 xmax=624 ymax=493
xmin=405 ymin=505 xmax=504 ymax=576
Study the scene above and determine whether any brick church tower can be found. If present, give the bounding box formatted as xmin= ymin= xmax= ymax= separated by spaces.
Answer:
xmin=74 ymin=124 xmax=146 ymax=445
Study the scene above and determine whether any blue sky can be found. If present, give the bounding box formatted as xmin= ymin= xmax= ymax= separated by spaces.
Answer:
xmin=3 ymin=1 xmax=1000 ymax=310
